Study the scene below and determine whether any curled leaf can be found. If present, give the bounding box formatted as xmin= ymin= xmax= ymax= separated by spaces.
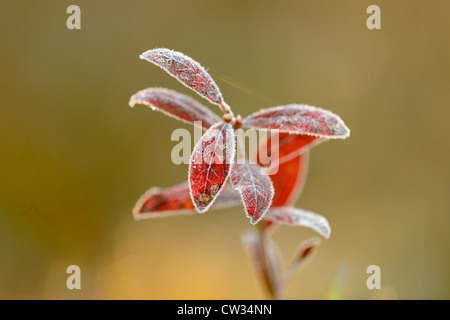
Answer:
xmin=129 ymin=88 xmax=221 ymax=129
xmin=133 ymin=182 xmax=240 ymax=220
xmin=264 ymin=207 xmax=331 ymax=239
xmin=230 ymin=163 xmax=274 ymax=225
xmin=241 ymin=229 xmax=284 ymax=300
xmin=243 ymin=104 xmax=350 ymax=139
xmin=189 ymin=122 xmax=235 ymax=213
xmin=285 ymin=237 xmax=322 ymax=283
xmin=140 ymin=48 xmax=223 ymax=106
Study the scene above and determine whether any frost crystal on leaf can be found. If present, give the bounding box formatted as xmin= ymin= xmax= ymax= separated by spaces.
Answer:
xmin=129 ymin=88 xmax=221 ymax=129
xmin=133 ymin=182 xmax=241 ymax=220
xmin=230 ymin=163 xmax=274 ymax=224
xmin=189 ymin=122 xmax=235 ymax=213
xmin=140 ymin=48 xmax=223 ymax=107
xmin=264 ymin=207 xmax=331 ymax=239
xmin=133 ymin=182 xmax=194 ymax=219
xmin=243 ymin=104 xmax=350 ymax=139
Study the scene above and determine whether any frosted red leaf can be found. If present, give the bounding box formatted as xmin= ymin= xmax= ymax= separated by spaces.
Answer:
xmin=257 ymin=133 xmax=318 ymax=207
xmin=241 ymin=229 xmax=284 ymax=299
xmin=230 ymin=163 xmax=274 ymax=225
xmin=129 ymin=88 xmax=221 ymax=129
xmin=256 ymin=133 xmax=318 ymax=233
xmin=259 ymin=153 xmax=309 ymax=233
xmin=264 ymin=207 xmax=331 ymax=239
xmin=140 ymin=48 xmax=223 ymax=106
xmin=133 ymin=182 xmax=241 ymax=220
xmin=189 ymin=122 xmax=235 ymax=213
xmin=243 ymin=104 xmax=350 ymax=139
xmin=286 ymin=237 xmax=322 ymax=282
xmin=270 ymin=153 xmax=309 ymax=206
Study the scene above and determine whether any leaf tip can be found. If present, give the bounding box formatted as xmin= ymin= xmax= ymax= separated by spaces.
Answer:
xmin=128 ymin=96 xmax=137 ymax=108
xmin=132 ymin=199 xmax=144 ymax=221
xmin=332 ymin=122 xmax=351 ymax=140
xmin=247 ymin=204 xmax=272 ymax=225
xmin=249 ymin=215 xmax=262 ymax=225
xmin=325 ymin=110 xmax=351 ymax=139
xmin=341 ymin=125 xmax=351 ymax=139
xmin=139 ymin=48 xmax=161 ymax=60
xmin=194 ymin=204 xmax=209 ymax=214
xmin=132 ymin=210 xmax=142 ymax=221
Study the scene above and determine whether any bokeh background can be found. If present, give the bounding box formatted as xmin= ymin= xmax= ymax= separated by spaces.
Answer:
xmin=0 ymin=0 xmax=448 ymax=299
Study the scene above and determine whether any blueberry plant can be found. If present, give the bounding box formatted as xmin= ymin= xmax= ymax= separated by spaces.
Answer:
xmin=129 ymin=48 xmax=350 ymax=299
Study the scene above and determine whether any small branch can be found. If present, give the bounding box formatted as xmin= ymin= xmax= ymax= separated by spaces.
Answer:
xmin=221 ymin=101 xmax=235 ymax=119
xmin=233 ymin=115 xmax=242 ymax=129
xmin=256 ymin=223 xmax=284 ymax=300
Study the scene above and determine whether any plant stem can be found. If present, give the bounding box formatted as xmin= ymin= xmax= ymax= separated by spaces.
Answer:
xmin=256 ymin=222 xmax=283 ymax=300
xmin=221 ymin=101 xmax=235 ymax=119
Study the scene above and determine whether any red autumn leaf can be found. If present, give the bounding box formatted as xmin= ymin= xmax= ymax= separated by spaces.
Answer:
xmin=264 ymin=207 xmax=331 ymax=239
xmin=242 ymin=104 xmax=350 ymax=139
xmin=285 ymin=237 xmax=322 ymax=283
xmin=256 ymin=133 xmax=319 ymax=233
xmin=230 ymin=163 xmax=274 ymax=224
xmin=129 ymin=88 xmax=221 ymax=129
xmin=189 ymin=122 xmax=235 ymax=213
xmin=257 ymin=132 xmax=319 ymax=207
xmin=241 ymin=229 xmax=284 ymax=299
xmin=132 ymin=182 xmax=241 ymax=220
xmin=269 ymin=152 xmax=309 ymax=206
xmin=140 ymin=48 xmax=223 ymax=107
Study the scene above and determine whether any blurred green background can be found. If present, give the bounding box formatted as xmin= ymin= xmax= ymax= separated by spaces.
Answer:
xmin=0 ymin=0 xmax=448 ymax=299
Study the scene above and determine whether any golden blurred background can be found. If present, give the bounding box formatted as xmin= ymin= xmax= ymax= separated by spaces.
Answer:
xmin=0 ymin=1 xmax=448 ymax=299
